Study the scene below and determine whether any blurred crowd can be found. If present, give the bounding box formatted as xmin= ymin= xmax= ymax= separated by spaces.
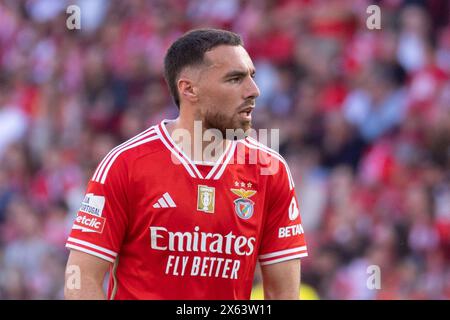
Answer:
xmin=0 ymin=0 xmax=449 ymax=299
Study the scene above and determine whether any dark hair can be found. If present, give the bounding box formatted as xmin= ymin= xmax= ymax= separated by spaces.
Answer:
xmin=163 ymin=28 xmax=243 ymax=108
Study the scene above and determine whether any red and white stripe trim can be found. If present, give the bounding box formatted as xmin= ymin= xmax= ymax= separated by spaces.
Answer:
xmin=240 ymin=138 xmax=295 ymax=190
xmin=206 ymin=140 xmax=237 ymax=180
xmin=258 ymin=246 xmax=308 ymax=266
xmin=66 ymin=237 xmax=118 ymax=263
xmin=156 ymin=124 xmax=198 ymax=178
xmin=99 ymin=134 xmax=159 ymax=184
xmin=92 ymin=126 xmax=159 ymax=184
xmin=157 ymin=120 xmax=237 ymax=180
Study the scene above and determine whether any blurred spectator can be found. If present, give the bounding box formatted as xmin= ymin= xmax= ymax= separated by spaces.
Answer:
xmin=343 ymin=61 xmax=408 ymax=143
xmin=0 ymin=83 xmax=28 ymax=158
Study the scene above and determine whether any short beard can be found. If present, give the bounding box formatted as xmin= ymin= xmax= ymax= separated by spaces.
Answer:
xmin=202 ymin=109 xmax=252 ymax=140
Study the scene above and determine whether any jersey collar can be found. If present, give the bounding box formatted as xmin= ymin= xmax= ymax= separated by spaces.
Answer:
xmin=156 ymin=119 xmax=236 ymax=180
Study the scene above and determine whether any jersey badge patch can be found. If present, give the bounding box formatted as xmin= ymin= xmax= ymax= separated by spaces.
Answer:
xmin=230 ymin=188 xmax=257 ymax=220
xmin=197 ymin=185 xmax=215 ymax=213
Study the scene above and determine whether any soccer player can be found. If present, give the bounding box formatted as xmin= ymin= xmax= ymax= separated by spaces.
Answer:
xmin=64 ymin=29 xmax=308 ymax=300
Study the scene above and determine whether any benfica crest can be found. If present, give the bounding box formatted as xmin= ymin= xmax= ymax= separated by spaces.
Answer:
xmin=230 ymin=188 xmax=257 ymax=220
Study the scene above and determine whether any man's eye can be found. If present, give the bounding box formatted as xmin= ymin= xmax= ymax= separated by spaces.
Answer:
xmin=229 ymin=77 xmax=241 ymax=83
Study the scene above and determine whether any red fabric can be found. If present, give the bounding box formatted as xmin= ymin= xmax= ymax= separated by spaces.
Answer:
xmin=66 ymin=120 xmax=307 ymax=299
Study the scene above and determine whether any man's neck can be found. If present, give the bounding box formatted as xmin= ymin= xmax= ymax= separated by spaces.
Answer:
xmin=164 ymin=115 xmax=230 ymax=163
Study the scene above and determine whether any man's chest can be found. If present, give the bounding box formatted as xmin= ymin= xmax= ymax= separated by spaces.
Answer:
xmin=128 ymin=164 xmax=268 ymax=242
xmin=121 ymin=168 xmax=268 ymax=281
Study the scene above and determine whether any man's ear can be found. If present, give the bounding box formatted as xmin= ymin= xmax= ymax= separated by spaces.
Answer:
xmin=178 ymin=78 xmax=198 ymax=104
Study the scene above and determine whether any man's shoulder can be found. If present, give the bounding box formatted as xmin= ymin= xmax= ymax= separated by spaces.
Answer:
xmin=91 ymin=126 xmax=164 ymax=184
xmin=235 ymin=137 xmax=295 ymax=190
xmin=111 ymin=125 xmax=164 ymax=161
xmin=236 ymin=136 xmax=290 ymax=169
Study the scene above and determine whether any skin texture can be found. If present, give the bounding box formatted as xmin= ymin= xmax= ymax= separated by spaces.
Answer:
xmin=261 ymin=259 xmax=301 ymax=300
xmin=64 ymin=44 xmax=301 ymax=300
xmin=65 ymin=250 xmax=109 ymax=299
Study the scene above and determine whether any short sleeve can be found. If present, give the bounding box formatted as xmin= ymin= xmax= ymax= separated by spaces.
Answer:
xmin=258 ymin=159 xmax=308 ymax=266
xmin=65 ymin=155 xmax=129 ymax=263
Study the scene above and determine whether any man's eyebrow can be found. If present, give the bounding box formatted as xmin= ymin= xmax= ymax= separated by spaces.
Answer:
xmin=223 ymin=69 xmax=256 ymax=78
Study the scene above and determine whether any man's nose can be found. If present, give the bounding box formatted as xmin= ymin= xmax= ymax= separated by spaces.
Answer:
xmin=245 ymin=77 xmax=260 ymax=100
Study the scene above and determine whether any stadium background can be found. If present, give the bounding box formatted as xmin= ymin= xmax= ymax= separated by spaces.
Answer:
xmin=0 ymin=0 xmax=449 ymax=299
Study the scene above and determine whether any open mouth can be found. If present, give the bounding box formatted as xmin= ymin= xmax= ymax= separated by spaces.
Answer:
xmin=239 ymin=107 xmax=254 ymax=117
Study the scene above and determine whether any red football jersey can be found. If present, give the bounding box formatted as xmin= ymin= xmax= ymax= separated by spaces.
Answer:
xmin=66 ymin=120 xmax=308 ymax=299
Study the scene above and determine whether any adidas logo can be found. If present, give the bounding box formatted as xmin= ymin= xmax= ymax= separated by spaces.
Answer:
xmin=153 ymin=192 xmax=177 ymax=208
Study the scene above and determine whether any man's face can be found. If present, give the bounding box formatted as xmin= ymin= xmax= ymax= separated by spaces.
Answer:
xmin=194 ymin=45 xmax=260 ymax=137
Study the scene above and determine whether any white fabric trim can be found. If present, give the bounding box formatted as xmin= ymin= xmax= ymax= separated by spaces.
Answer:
xmin=155 ymin=125 xmax=197 ymax=178
xmin=66 ymin=243 xmax=115 ymax=263
xmin=92 ymin=127 xmax=156 ymax=182
xmin=258 ymin=246 xmax=307 ymax=259
xmin=204 ymin=140 xmax=232 ymax=179
xmin=259 ymin=252 xmax=308 ymax=266
xmin=99 ymin=135 xmax=159 ymax=184
xmin=159 ymin=120 xmax=204 ymax=179
xmin=158 ymin=120 xmax=237 ymax=180
xmin=67 ymin=237 xmax=117 ymax=256
xmin=213 ymin=141 xmax=237 ymax=180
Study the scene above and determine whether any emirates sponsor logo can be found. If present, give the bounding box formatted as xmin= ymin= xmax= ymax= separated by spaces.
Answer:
xmin=150 ymin=226 xmax=256 ymax=256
